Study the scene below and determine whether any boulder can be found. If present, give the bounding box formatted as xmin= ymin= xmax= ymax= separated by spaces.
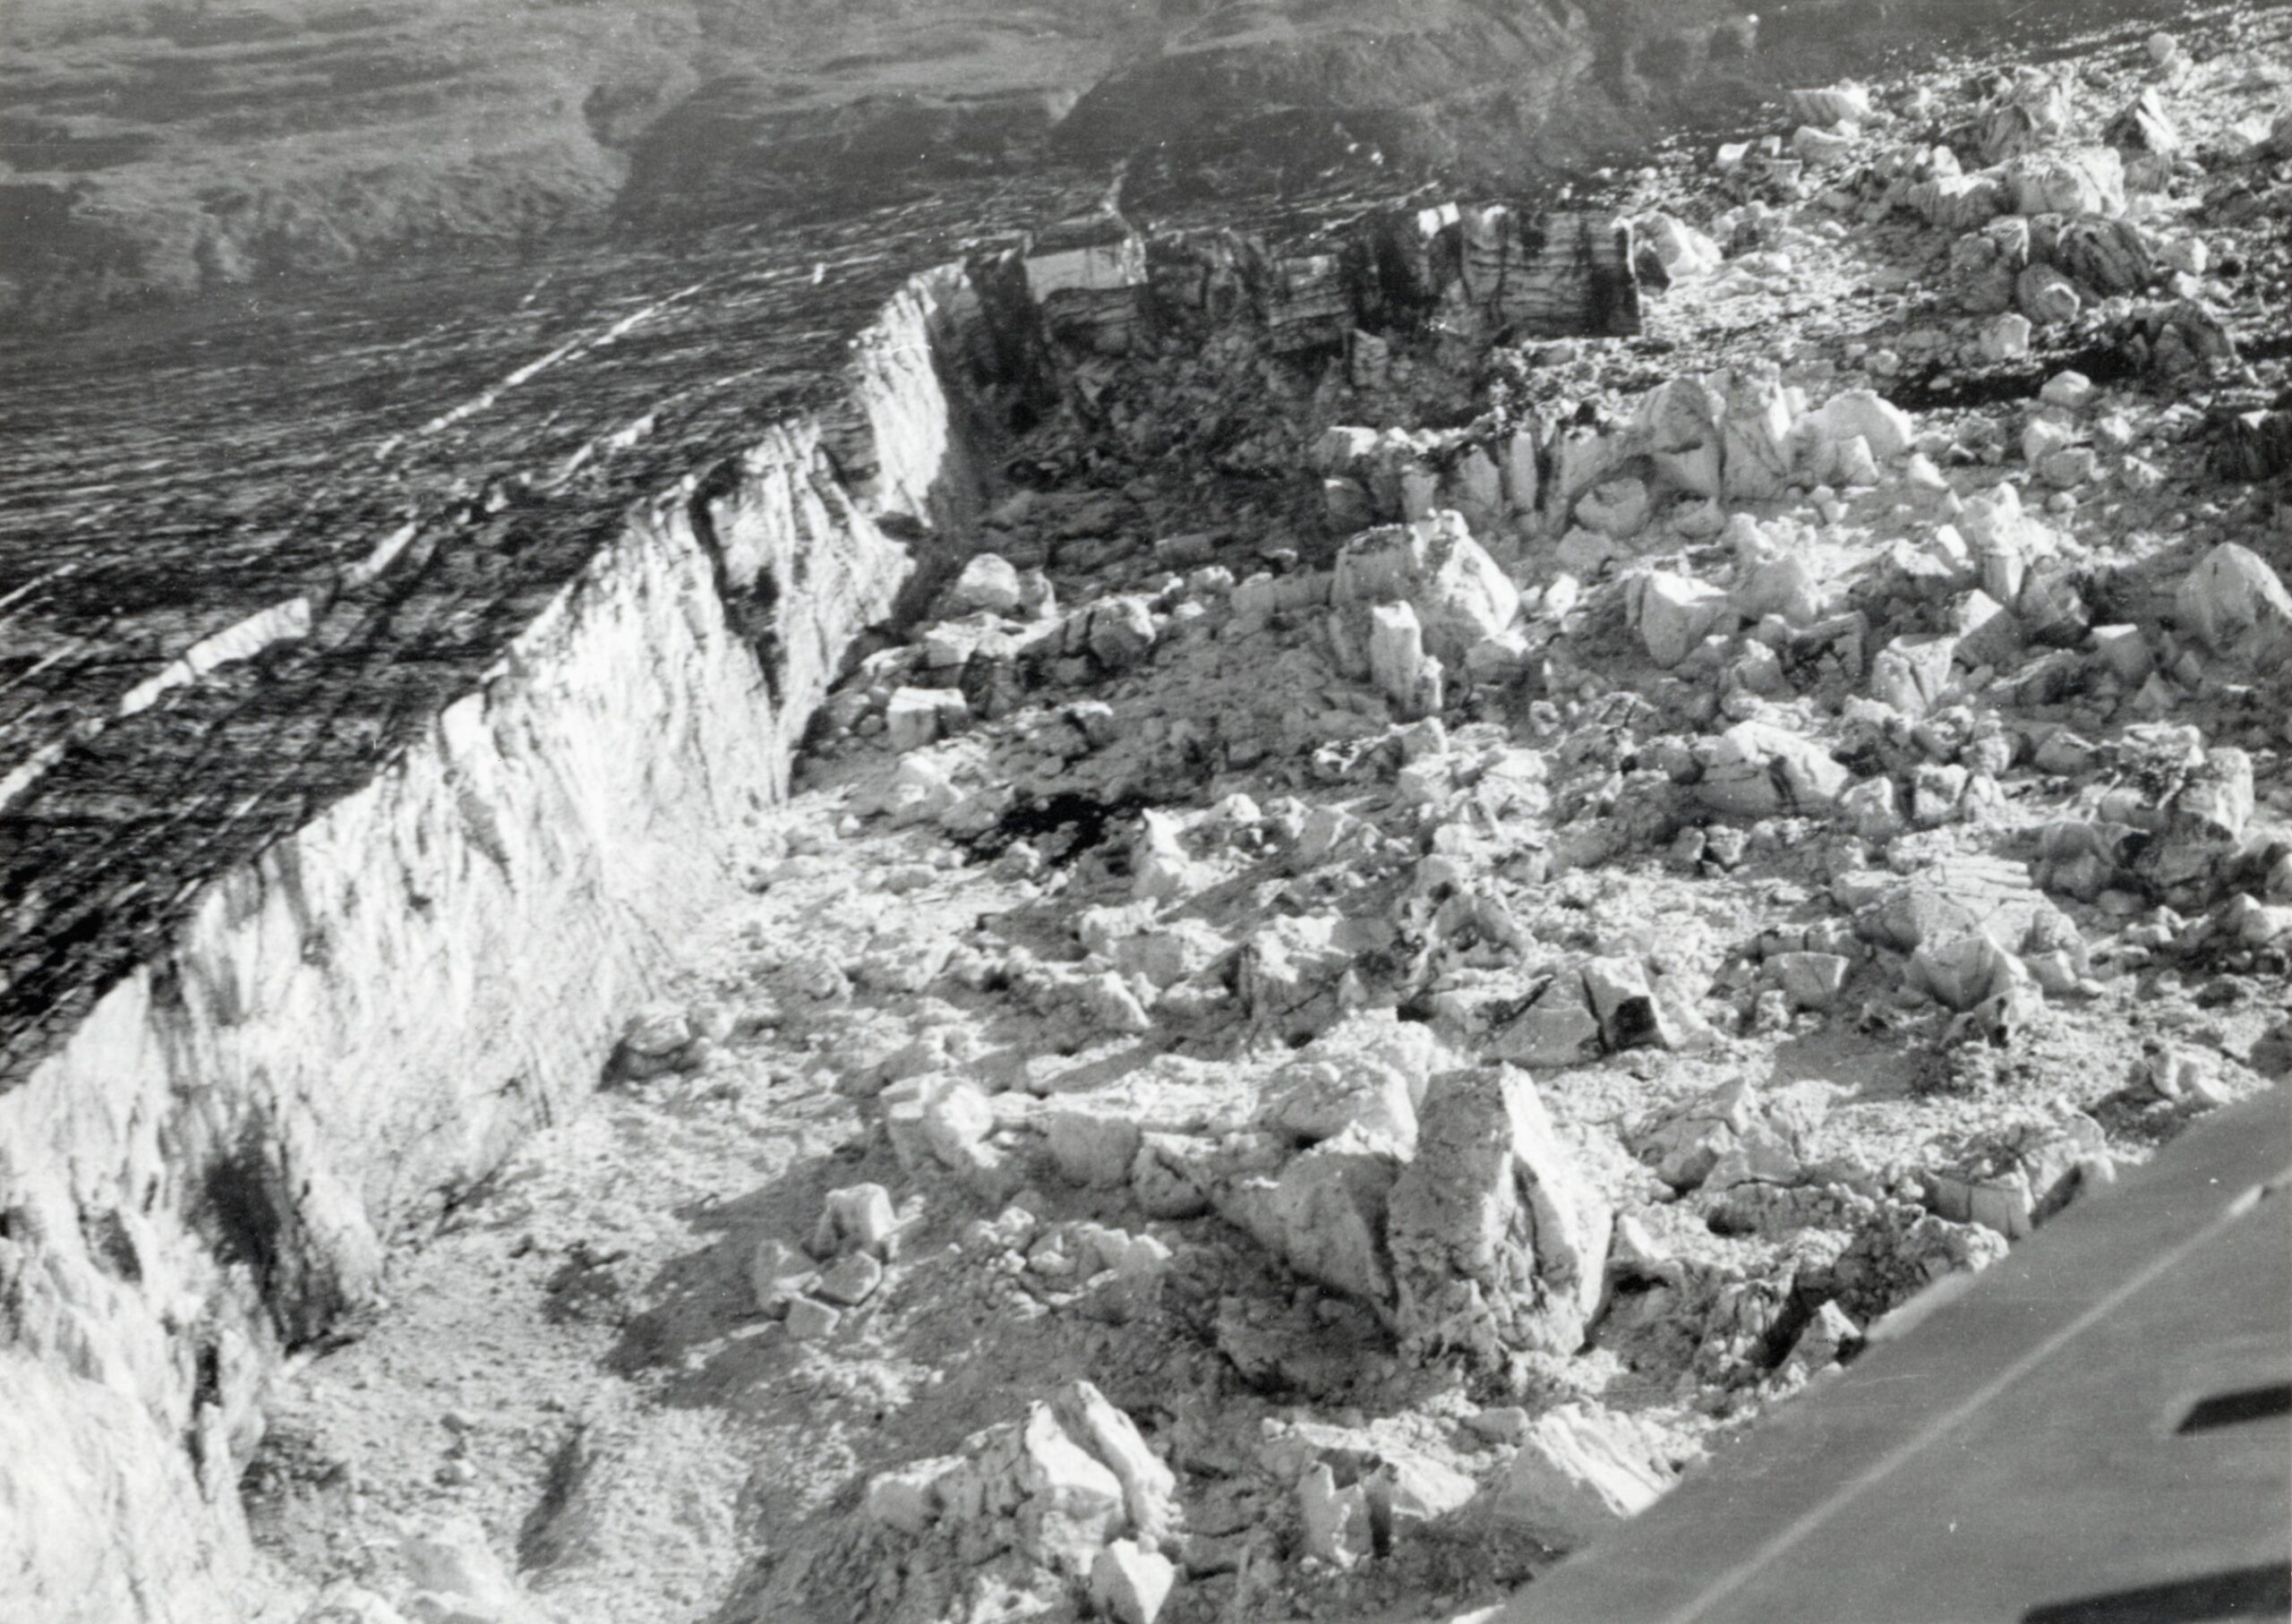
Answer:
xmin=2161 ymin=237 xmax=2210 ymax=277
xmin=1810 ymin=389 xmax=1915 ymax=462
xmin=2006 ymin=148 xmax=2125 ymax=218
xmin=1047 ymin=1107 xmax=1144 ymax=1190
xmin=1720 ymin=366 xmax=1800 ymax=500
xmin=2175 ymin=544 xmax=2292 ymax=662
xmin=1872 ymin=634 xmax=1958 ymax=718
xmin=1369 ymin=601 xmax=1437 ymax=717
xmin=1576 ymin=475 xmax=1651 ymax=540
xmin=1826 ymin=433 xmax=1879 ymax=488
xmin=2022 ymin=416 xmax=2076 ymax=467
xmin=1296 ymin=1466 xmax=1373 ymax=1569
xmin=1910 ymin=763 xmax=1971 ymax=829
xmin=1011 ymin=1404 xmax=1130 ymax=1574
xmin=1090 ymin=1542 xmax=1176 ymax=1624
xmin=1087 ymin=596 xmax=1159 ymax=671
xmin=1323 ymin=476 xmax=1374 ymax=533
xmin=1579 ymin=957 xmax=1672 ymax=1052
xmin=885 ymin=687 xmax=971 ymax=752
xmin=1840 ymin=777 xmax=1903 ymax=842
xmin=1386 ymin=1067 xmax=1612 ymax=1363
xmin=1490 ymin=1405 xmax=1670 ymax=1546
xmin=1953 ymin=591 xmax=2023 ymax=670
xmin=815 ymin=1252 xmax=885 ymax=1305
xmin=812 ymin=1184 xmax=899 ymax=1257
xmin=1367 ymin=1449 xmax=1480 ymax=1534
xmin=749 ymin=1238 xmax=812 ymax=1316
xmin=1635 ymin=1077 xmax=1796 ymax=1192
xmin=1979 ymin=312 xmax=2032 ymax=360
xmin=1130 ymin=810 xmax=1204 ymax=905
xmin=1131 ymin=1134 xmax=1214 ymax=1219
xmin=1792 ymin=124 xmax=1856 ymax=167
xmin=2016 ymin=560 xmax=2091 ymax=640
xmin=1050 ymin=1381 xmax=1179 ymax=1550
xmin=2142 ymin=747 xmax=2256 ymax=903
xmin=1911 ymin=175 xmax=2006 ymax=232
xmin=2038 ymin=444 xmax=2099 ymax=491
xmin=1500 ymin=425 xmax=1543 ymax=517
xmin=1976 ymin=67 xmax=2074 ymax=163
xmin=617 ymin=1003 xmax=694 ymax=1074
xmin=1699 ymin=721 xmax=1852 ymax=816
xmin=2052 ymin=218 xmax=2152 ymax=295
xmin=1332 ymin=511 xmax=1521 ymax=664
xmin=916 ymin=1083 xmax=994 ymax=1169
xmin=943 ymin=552 xmax=1022 ymax=616
xmin=1544 ymin=418 xmax=1628 ymax=522
xmin=961 ymin=629 xmax=1023 ymax=719
xmin=785 ymin=1297 xmax=842 ymax=1339
xmin=1082 ymin=971 xmax=1154 ymax=1036
xmin=909 ymin=1397 xmax=1150 ymax=1582
xmin=2105 ymin=88 xmax=2180 ymax=157
xmin=1486 ymin=979 xmax=1604 ymax=1071
xmin=1634 ymin=375 xmax=1727 ymax=498
xmin=1909 ymin=930 xmax=2023 ymax=1011
xmin=1731 ymin=548 xmax=1823 ymax=628
xmin=1775 ymin=951 xmax=1851 ymax=1011
xmin=1442 ymin=447 xmax=1505 ymax=531
xmin=2039 ymin=371 xmax=2096 ymax=413
xmin=1236 ymin=913 xmax=1375 ymax=1039
xmin=1633 ymin=571 xmax=1732 ymax=669
xmin=2089 ymin=623 xmax=2152 ymax=684
xmin=2218 ymin=409 xmax=2292 ymax=483
xmin=1265 ymin=1012 xmax=1438 ymax=1155
xmin=2016 ymin=263 xmax=2082 ymax=328
xmin=1950 ymin=219 xmax=2027 ymax=313
xmin=1773 ymin=1301 xmax=1864 ymax=1386
xmin=1254 ymin=1130 xmax=1401 ymax=1303
xmin=1637 ymin=214 xmax=1723 ymax=280
xmin=914 ymin=622 xmax=985 ymax=687
xmin=1791 ymin=84 xmax=1873 ymax=127
xmin=1855 ymin=855 xmax=2051 ymax=954
xmin=1313 ymin=425 xmax=1380 ymax=475
xmin=2133 ymin=299 xmax=2239 ymax=382
xmin=1960 ymin=483 xmax=2052 ymax=607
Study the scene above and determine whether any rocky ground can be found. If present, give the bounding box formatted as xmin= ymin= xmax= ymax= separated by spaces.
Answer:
xmin=257 ymin=9 xmax=2291 ymax=1624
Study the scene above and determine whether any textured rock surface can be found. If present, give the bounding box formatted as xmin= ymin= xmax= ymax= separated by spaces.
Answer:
xmin=0 ymin=1350 xmax=248 ymax=1624
xmin=5 ymin=4 xmax=2289 ymax=1622
xmin=0 ymin=229 xmax=997 ymax=1620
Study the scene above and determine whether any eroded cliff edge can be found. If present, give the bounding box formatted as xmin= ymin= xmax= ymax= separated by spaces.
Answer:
xmin=0 ymin=259 xmax=993 ymax=1621
xmin=0 ymin=189 xmax=1641 ymax=1620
